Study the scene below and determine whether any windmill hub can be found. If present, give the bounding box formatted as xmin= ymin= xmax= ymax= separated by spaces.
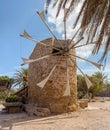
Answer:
xmin=52 ymin=46 xmax=69 ymax=56
xmin=64 ymin=47 xmax=69 ymax=52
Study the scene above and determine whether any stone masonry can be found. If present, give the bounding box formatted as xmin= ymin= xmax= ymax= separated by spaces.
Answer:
xmin=28 ymin=38 xmax=79 ymax=113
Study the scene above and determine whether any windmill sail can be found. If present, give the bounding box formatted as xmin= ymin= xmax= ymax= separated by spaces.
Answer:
xmin=37 ymin=11 xmax=57 ymax=39
xmin=84 ymin=75 xmax=93 ymax=89
xmin=20 ymin=30 xmax=61 ymax=51
xmin=20 ymin=30 xmax=37 ymax=42
xmin=69 ymin=28 xmax=80 ymax=44
xmin=63 ymin=81 xmax=70 ymax=96
xmin=69 ymin=37 xmax=84 ymax=50
xmin=21 ymin=55 xmax=50 ymax=65
xmin=63 ymin=8 xmax=68 ymax=21
xmin=75 ymin=41 xmax=98 ymax=48
xmin=37 ymin=57 xmax=62 ymax=88
xmin=37 ymin=64 xmax=57 ymax=88
xmin=63 ymin=56 xmax=70 ymax=96
xmin=52 ymin=38 xmax=55 ymax=47
xmin=36 ymin=11 xmax=45 ymax=21
xmin=69 ymin=57 xmax=93 ymax=89
xmin=64 ymin=19 xmax=67 ymax=41
xmin=21 ymin=58 xmax=34 ymax=65
xmin=77 ymin=66 xmax=93 ymax=89
xmin=64 ymin=8 xmax=68 ymax=41
xmin=37 ymin=11 xmax=63 ymax=48
xmin=70 ymin=54 xmax=102 ymax=70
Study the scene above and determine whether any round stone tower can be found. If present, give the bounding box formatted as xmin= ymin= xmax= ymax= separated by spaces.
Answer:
xmin=28 ymin=38 xmax=79 ymax=113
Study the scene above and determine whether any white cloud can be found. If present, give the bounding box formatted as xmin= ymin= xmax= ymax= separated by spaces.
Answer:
xmin=47 ymin=1 xmax=94 ymax=58
xmin=76 ymin=44 xmax=94 ymax=58
xmin=46 ymin=1 xmax=110 ymax=79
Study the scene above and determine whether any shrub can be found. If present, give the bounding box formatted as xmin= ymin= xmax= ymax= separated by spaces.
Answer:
xmin=5 ymin=95 xmax=19 ymax=103
xmin=0 ymin=91 xmax=8 ymax=101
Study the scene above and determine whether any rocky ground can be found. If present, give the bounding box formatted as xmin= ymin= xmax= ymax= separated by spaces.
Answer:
xmin=0 ymin=98 xmax=110 ymax=130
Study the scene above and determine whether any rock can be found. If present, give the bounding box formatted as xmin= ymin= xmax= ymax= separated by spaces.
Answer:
xmin=35 ymin=107 xmax=51 ymax=116
xmin=34 ymin=108 xmax=51 ymax=117
xmin=24 ymin=104 xmax=51 ymax=117
xmin=78 ymin=99 xmax=88 ymax=109
xmin=67 ymin=103 xmax=79 ymax=112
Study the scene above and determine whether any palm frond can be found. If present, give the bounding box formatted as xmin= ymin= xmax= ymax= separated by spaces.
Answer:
xmin=62 ymin=0 xmax=69 ymax=8
xmin=13 ymin=68 xmax=28 ymax=88
xmin=52 ymin=0 xmax=59 ymax=7
xmin=92 ymin=4 xmax=110 ymax=61
xmin=65 ymin=0 xmax=81 ymax=19
xmin=47 ymin=0 xmax=110 ymax=63
xmin=45 ymin=0 xmax=51 ymax=13
xmin=73 ymin=0 xmax=87 ymax=28
xmin=55 ymin=0 xmax=64 ymax=17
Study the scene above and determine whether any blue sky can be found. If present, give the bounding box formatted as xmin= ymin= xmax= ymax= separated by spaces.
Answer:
xmin=0 ymin=0 xmax=49 ymax=76
xmin=0 ymin=0 xmax=110 ymax=80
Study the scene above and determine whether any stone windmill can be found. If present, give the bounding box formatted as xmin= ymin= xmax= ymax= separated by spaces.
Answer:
xmin=20 ymin=10 xmax=102 ymax=113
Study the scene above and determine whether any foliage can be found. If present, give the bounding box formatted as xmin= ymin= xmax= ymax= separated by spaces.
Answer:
xmin=89 ymin=72 xmax=107 ymax=97
xmin=77 ymin=75 xmax=87 ymax=99
xmin=0 ymin=76 xmax=13 ymax=88
xmin=0 ymin=91 xmax=8 ymax=101
xmin=0 ymin=76 xmax=14 ymax=91
xmin=0 ymin=76 xmax=13 ymax=82
xmin=5 ymin=95 xmax=19 ymax=103
xmin=46 ymin=0 xmax=110 ymax=62
xmin=77 ymin=72 xmax=108 ymax=99
xmin=13 ymin=68 xmax=28 ymax=88
xmin=106 ymin=82 xmax=110 ymax=89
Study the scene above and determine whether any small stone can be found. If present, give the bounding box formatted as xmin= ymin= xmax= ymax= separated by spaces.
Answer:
xmin=36 ymin=107 xmax=51 ymax=116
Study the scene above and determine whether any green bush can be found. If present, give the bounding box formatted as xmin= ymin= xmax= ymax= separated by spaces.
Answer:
xmin=0 ymin=76 xmax=13 ymax=82
xmin=0 ymin=91 xmax=8 ymax=101
xmin=5 ymin=95 xmax=19 ymax=103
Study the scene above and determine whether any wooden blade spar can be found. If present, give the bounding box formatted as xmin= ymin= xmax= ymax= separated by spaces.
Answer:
xmin=63 ymin=55 xmax=71 ymax=96
xmin=69 ymin=37 xmax=84 ymax=50
xmin=20 ymin=30 xmax=61 ymax=52
xmin=64 ymin=8 xmax=68 ymax=41
xmin=21 ymin=51 xmax=62 ymax=66
xmin=37 ymin=64 xmax=57 ymax=88
xmin=37 ymin=57 xmax=62 ymax=88
xmin=21 ymin=55 xmax=50 ymax=66
xmin=36 ymin=11 xmax=63 ymax=48
xmin=69 ymin=57 xmax=93 ymax=89
xmin=69 ymin=54 xmax=103 ymax=70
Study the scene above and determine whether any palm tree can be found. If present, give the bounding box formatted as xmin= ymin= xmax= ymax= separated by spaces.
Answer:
xmin=89 ymin=71 xmax=107 ymax=97
xmin=77 ymin=75 xmax=87 ymax=98
xmin=46 ymin=0 xmax=110 ymax=62
xmin=0 ymin=76 xmax=13 ymax=90
xmin=77 ymin=72 xmax=107 ymax=98
xmin=13 ymin=68 xmax=28 ymax=88
xmin=0 ymin=76 xmax=14 ymax=100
